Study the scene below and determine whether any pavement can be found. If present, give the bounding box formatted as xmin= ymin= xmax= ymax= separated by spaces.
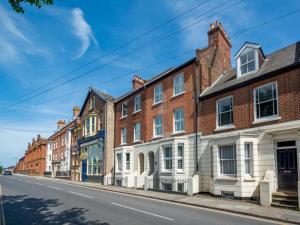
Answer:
xmin=0 ymin=174 xmax=299 ymax=225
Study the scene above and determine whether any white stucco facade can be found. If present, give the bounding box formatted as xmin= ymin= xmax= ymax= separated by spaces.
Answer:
xmin=198 ymin=120 xmax=300 ymax=199
xmin=115 ymin=134 xmax=198 ymax=194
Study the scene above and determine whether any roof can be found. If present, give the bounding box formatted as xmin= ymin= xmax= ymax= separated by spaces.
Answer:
xmin=200 ymin=41 xmax=300 ymax=99
xmin=78 ymin=87 xmax=114 ymax=117
xmin=115 ymin=57 xmax=196 ymax=102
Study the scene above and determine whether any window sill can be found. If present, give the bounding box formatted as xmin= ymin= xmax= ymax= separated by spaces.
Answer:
xmin=132 ymin=110 xmax=141 ymax=115
xmin=160 ymin=171 xmax=173 ymax=175
xmin=253 ymin=116 xmax=281 ymax=125
xmin=132 ymin=140 xmax=141 ymax=144
xmin=215 ymin=125 xmax=235 ymax=131
xmin=171 ymin=131 xmax=185 ymax=136
xmin=152 ymin=101 xmax=163 ymax=107
xmin=244 ymin=177 xmax=255 ymax=182
xmin=176 ymin=170 xmax=185 ymax=174
xmin=171 ymin=91 xmax=185 ymax=99
xmin=119 ymin=143 xmax=127 ymax=146
xmin=152 ymin=136 xmax=163 ymax=141
xmin=120 ymin=116 xmax=128 ymax=120
xmin=215 ymin=176 xmax=238 ymax=181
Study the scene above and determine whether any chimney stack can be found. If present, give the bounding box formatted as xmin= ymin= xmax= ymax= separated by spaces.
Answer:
xmin=57 ymin=120 xmax=65 ymax=130
xmin=73 ymin=106 xmax=80 ymax=119
xmin=132 ymin=75 xmax=146 ymax=91
xmin=207 ymin=21 xmax=231 ymax=48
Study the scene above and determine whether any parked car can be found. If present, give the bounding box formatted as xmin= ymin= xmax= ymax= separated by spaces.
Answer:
xmin=3 ymin=170 xmax=12 ymax=176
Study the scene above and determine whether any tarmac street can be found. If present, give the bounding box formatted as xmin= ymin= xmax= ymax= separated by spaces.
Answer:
xmin=0 ymin=175 xmax=290 ymax=225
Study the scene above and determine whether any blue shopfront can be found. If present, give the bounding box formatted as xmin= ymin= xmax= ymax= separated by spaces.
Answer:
xmin=78 ymin=130 xmax=105 ymax=183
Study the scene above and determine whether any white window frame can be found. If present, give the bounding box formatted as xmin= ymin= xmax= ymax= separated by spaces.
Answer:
xmin=216 ymin=96 xmax=233 ymax=128
xmin=244 ymin=142 xmax=253 ymax=176
xmin=134 ymin=94 xmax=141 ymax=113
xmin=153 ymin=83 xmax=163 ymax=105
xmin=84 ymin=115 xmax=97 ymax=136
xmin=164 ymin=146 xmax=172 ymax=171
xmin=153 ymin=114 xmax=163 ymax=137
xmin=237 ymin=48 xmax=258 ymax=77
xmin=219 ymin=144 xmax=237 ymax=176
xmin=177 ymin=144 xmax=184 ymax=171
xmin=173 ymin=73 xmax=184 ymax=96
xmin=121 ymin=101 xmax=128 ymax=118
xmin=173 ymin=108 xmax=184 ymax=133
xmin=121 ymin=127 xmax=127 ymax=144
xmin=253 ymin=82 xmax=279 ymax=121
xmin=117 ymin=153 xmax=122 ymax=172
xmin=133 ymin=122 xmax=141 ymax=142
xmin=125 ymin=152 xmax=130 ymax=171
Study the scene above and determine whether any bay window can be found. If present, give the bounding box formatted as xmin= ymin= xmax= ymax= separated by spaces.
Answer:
xmin=217 ymin=96 xmax=233 ymax=127
xmin=254 ymin=82 xmax=278 ymax=119
xmin=177 ymin=144 xmax=184 ymax=170
xmin=164 ymin=146 xmax=172 ymax=170
xmin=244 ymin=143 xmax=252 ymax=175
xmin=219 ymin=145 xmax=236 ymax=175
xmin=117 ymin=153 xmax=122 ymax=171
xmin=126 ymin=153 xmax=130 ymax=171
xmin=84 ymin=115 xmax=96 ymax=136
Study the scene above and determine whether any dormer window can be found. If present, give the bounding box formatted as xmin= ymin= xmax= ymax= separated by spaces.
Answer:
xmin=235 ymin=42 xmax=265 ymax=77
xmin=240 ymin=49 xmax=255 ymax=75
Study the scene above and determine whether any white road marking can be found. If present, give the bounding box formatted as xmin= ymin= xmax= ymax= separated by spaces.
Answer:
xmin=47 ymin=185 xmax=61 ymax=191
xmin=69 ymin=191 xmax=94 ymax=199
xmin=34 ymin=183 xmax=45 ymax=186
xmin=111 ymin=202 xmax=174 ymax=221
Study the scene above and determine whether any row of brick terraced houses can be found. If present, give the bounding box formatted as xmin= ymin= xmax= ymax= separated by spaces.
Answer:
xmin=15 ymin=21 xmax=300 ymax=209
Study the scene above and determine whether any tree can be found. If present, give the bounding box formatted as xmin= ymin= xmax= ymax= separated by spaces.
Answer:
xmin=0 ymin=166 xmax=3 ymax=174
xmin=8 ymin=0 xmax=54 ymax=13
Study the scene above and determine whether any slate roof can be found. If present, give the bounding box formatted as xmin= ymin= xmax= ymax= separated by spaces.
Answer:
xmin=200 ymin=41 xmax=300 ymax=99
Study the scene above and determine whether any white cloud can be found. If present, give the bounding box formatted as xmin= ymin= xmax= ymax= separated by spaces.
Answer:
xmin=71 ymin=8 xmax=98 ymax=59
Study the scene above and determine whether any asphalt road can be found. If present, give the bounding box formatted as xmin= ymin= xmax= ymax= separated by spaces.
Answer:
xmin=0 ymin=175 xmax=287 ymax=225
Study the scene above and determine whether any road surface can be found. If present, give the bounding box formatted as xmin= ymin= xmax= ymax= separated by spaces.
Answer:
xmin=0 ymin=175 xmax=288 ymax=225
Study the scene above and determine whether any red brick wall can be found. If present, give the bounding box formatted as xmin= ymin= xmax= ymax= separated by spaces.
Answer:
xmin=115 ymin=63 xmax=198 ymax=146
xmin=200 ymin=68 xmax=300 ymax=135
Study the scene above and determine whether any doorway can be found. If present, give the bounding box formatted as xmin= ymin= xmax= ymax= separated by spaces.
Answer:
xmin=276 ymin=141 xmax=298 ymax=190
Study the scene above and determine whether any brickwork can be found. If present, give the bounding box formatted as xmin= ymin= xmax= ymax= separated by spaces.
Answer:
xmin=200 ymin=68 xmax=300 ymax=136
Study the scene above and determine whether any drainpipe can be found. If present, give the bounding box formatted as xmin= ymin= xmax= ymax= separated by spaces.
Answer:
xmin=194 ymin=60 xmax=200 ymax=172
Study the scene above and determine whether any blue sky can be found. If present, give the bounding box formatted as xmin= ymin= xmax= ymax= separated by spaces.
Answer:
xmin=0 ymin=0 xmax=299 ymax=167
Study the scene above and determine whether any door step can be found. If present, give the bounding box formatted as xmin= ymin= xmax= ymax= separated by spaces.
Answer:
xmin=272 ymin=191 xmax=298 ymax=210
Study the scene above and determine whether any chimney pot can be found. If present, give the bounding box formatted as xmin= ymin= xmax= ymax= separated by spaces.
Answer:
xmin=73 ymin=106 xmax=80 ymax=119
xmin=57 ymin=120 xmax=66 ymax=130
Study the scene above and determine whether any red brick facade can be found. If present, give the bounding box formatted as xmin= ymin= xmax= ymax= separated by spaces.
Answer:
xmin=19 ymin=135 xmax=47 ymax=176
xmin=115 ymin=62 xmax=198 ymax=146
xmin=200 ymin=67 xmax=300 ymax=136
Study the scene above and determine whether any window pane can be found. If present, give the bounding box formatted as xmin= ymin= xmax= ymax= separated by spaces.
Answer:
xmin=218 ymin=98 xmax=232 ymax=113
xmin=259 ymin=101 xmax=275 ymax=117
xmin=258 ymin=85 xmax=273 ymax=102
xmin=219 ymin=111 xmax=232 ymax=126
xmin=248 ymin=50 xmax=255 ymax=61
xmin=247 ymin=60 xmax=255 ymax=72
xmin=240 ymin=54 xmax=247 ymax=64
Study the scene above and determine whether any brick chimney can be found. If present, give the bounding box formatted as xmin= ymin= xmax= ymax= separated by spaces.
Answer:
xmin=57 ymin=120 xmax=65 ymax=130
xmin=132 ymin=75 xmax=146 ymax=91
xmin=197 ymin=21 xmax=232 ymax=91
xmin=73 ymin=106 xmax=80 ymax=119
